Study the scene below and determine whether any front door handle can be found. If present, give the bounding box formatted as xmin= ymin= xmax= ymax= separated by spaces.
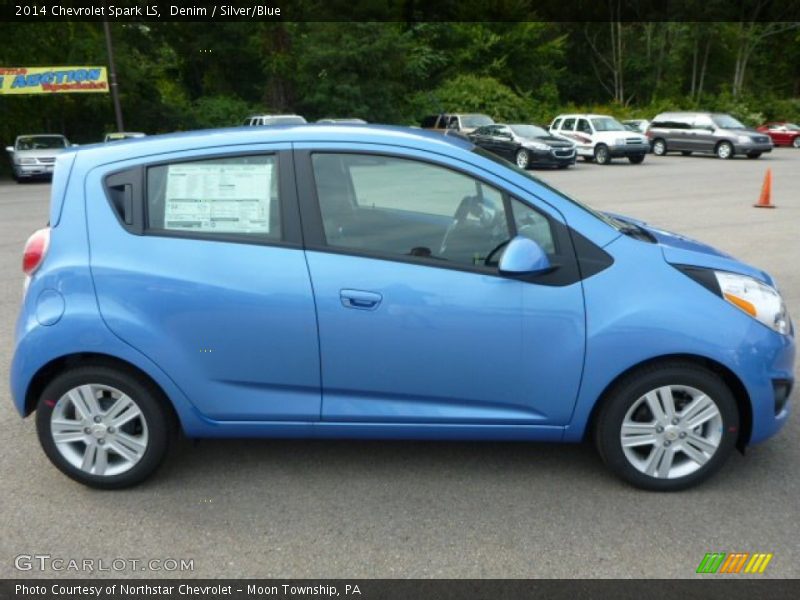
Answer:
xmin=340 ymin=289 xmax=383 ymax=311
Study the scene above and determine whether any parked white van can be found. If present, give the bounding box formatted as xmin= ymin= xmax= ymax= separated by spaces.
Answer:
xmin=549 ymin=114 xmax=649 ymax=164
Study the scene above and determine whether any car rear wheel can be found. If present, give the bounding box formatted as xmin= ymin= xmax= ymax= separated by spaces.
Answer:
xmin=628 ymin=155 xmax=645 ymax=164
xmin=594 ymin=362 xmax=738 ymax=491
xmin=652 ymin=139 xmax=667 ymax=156
xmin=594 ymin=144 xmax=611 ymax=165
xmin=716 ymin=141 xmax=734 ymax=159
xmin=36 ymin=365 xmax=173 ymax=489
xmin=793 ymin=137 xmax=800 ymax=149
xmin=515 ymin=149 xmax=530 ymax=169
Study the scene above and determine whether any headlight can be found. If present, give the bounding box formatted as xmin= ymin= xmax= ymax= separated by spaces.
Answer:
xmin=17 ymin=157 xmax=37 ymax=165
xmin=527 ymin=142 xmax=549 ymax=151
xmin=737 ymin=135 xmax=751 ymax=144
xmin=715 ymin=271 xmax=790 ymax=335
xmin=614 ymin=137 xmax=626 ymax=145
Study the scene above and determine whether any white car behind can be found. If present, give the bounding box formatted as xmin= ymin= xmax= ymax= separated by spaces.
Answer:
xmin=549 ymin=114 xmax=649 ymax=165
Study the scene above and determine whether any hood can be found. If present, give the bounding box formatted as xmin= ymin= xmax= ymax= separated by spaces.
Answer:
xmin=521 ymin=136 xmax=574 ymax=148
xmin=605 ymin=212 xmax=773 ymax=285
xmin=12 ymin=148 xmax=68 ymax=159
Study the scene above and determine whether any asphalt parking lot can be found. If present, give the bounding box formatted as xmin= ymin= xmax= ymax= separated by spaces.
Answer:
xmin=0 ymin=149 xmax=798 ymax=579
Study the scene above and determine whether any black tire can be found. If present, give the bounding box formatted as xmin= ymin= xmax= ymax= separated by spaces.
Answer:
xmin=747 ymin=152 xmax=762 ymax=159
xmin=594 ymin=361 xmax=739 ymax=491
xmin=628 ymin=154 xmax=645 ymax=164
xmin=652 ymin=138 xmax=667 ymax=156
xmin=36 ymin=364 xmax=174 ymax=489
xmin=681 ymin=151 xmax=692 ymax=156
xmin=594 ymin=144 xmax=611 ymax=165
xmin=515 ymin=149 xmax=530 ymax=169
xmin=716 ymin=141 xmax=735 ymax=159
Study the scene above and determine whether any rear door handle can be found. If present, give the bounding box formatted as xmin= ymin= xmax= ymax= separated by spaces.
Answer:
xmin=340 ymin=289 xmax=382 ymax=311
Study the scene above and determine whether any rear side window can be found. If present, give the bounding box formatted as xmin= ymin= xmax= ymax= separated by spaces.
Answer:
xmin=561 ymin=118 xmax=576 ymax=131
xmin=146 ymin=155 xmax=281 ymax=240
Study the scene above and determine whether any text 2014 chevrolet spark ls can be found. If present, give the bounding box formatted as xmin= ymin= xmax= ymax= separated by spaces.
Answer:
xmin=10 ymin=126 xmax=794 ymax=490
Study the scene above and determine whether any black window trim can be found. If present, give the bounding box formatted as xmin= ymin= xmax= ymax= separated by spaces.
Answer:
xmin=102 ymin=148 xmax=304 ymax=249
xmin=293 ymin=148 xmax=582 ymax=286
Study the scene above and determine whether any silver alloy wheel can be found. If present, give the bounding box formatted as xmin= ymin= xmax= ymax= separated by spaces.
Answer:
xmin=620 ymin=385 xmax=723 ymax=479
xmin=516 ymin=149 xmax=529 ymax=169
xmin=793 ymin=137 xmax=800 ymax=148
xmin=50 ymin=384 xmax=149 ymax=477
xmin=595 ymin=145 xmax=609 ymax=164
xmin=717 ymin=142 xmax=733 ymax=159
xmin=653 ymin=140 xmax=666 ymax=155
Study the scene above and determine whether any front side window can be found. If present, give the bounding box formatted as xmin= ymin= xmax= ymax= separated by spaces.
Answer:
xmin=693 ymin=115 xmax=715 ymax=129
xmin=577 ymin=119 xmax=592 ymax=134
xmin=146 ymin=155 xmax=281 ymax=239
xmin=312 ymin=154 xmax=520 ymax=268
xmin=561 ymin=118 xmax=576 ymax=131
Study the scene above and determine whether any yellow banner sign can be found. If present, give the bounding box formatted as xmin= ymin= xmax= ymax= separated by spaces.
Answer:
xmin=0 ymin=67 xmax=108 ymax=95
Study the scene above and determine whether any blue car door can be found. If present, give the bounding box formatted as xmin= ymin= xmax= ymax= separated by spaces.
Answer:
xmin=86 ymin=147 xmax=321 ymax=421
xmin=294 ymin=145 xmax=586 ymax=426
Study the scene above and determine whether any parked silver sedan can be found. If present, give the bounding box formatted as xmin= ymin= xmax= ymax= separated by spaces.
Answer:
xmin=6 ymin=134 xmax=72 ymax=182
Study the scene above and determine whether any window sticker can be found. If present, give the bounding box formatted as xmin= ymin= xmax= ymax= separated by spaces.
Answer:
xmin=163 ymin=162 xmax=272 ymax=233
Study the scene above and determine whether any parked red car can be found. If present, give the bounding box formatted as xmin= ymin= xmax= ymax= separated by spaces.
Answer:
xmin=757 ymin=122 xmax=800 ymax=148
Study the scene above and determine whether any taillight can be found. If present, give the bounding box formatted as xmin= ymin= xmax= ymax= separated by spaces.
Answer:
xmin=23 ymin=227 xmax=50 ymax=275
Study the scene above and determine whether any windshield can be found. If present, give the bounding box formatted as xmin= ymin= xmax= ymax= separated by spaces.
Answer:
xmin=590 ymin=117 xmax=626 ymax=132
xmin=509 ymin=124 xmax=549 ymax=138
xmin=16 ymin=136 xmax=67 ymax=150
xmin=461 ymin=115 xmax=494 ymax=128
xmin=471 ymin=146 xmax=622 ymax=232
xmin=712 ymin=114 xmax=746 ymax=129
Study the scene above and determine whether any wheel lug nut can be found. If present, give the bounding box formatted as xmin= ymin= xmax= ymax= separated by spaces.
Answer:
xmin=679 ymin=432 xmax=687 ymax=438
xmin=664 ymin=441 xmax=671 ymax=447
xmin=83 ymin=427 xmax=91 ymax=434
xmin=671 ymin=418 xmax=679 ymax=425
xmin=98 ymin=438 xmax=105 ymax=445
xmin=93 ymin=416 xmax=102 ymax=423
xmin=656 ymin=426 xmax=664 ymax=433
xmin=108 ymin=427 xmax=115 ymax=434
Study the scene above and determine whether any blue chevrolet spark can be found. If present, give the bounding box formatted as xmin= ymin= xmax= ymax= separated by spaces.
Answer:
xmin=10 ymin=126 xmax=794 ymax=490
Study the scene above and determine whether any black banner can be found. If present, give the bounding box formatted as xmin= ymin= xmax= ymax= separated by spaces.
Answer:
xmin=3 ymin=0 xmax=800 ymax=22
xmin=1 ymin=580 xmax=799 ymax=600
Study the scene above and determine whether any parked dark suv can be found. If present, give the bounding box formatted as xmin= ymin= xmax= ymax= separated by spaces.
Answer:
xmin=647 ymin=112 xmax=773 ymax=159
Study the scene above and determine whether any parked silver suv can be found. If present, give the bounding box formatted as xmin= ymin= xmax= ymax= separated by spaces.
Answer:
xmin=647 ymin=112 xmax=773 ymax=159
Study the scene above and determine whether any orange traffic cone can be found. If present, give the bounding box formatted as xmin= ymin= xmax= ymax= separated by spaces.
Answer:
xmin=754 ymin=168 xmax=775 ymax=208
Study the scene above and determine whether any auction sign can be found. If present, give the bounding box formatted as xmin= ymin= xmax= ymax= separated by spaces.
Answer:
xmin=0 ymin=66 xmax=108 ymax=94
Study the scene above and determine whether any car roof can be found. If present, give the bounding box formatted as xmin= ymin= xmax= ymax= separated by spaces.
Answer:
xmin=70 ymin=125 xmax=476 ymax=163
xmin=554 ymin=114 xmax=615 ymax=119
xmin=247 ymin=114 xmax=304 ymax=118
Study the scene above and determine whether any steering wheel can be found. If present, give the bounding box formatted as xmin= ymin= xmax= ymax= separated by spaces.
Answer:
xmin=440 ymin=195 xmax=478 ymax=255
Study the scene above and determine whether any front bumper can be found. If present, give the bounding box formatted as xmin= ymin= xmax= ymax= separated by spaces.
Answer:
xmin=608 ymin=143 xmax=649 ymax=157
xmin=733 ymin=141 xmax=773 ymax=154
xmin=529 ymin=148 xmax=576 ymax=166
xmin=14 ymin=163 xmax=56 ymax=178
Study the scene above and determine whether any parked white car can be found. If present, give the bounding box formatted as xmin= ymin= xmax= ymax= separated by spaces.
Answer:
xmin=549 ymin=114 xmax=649 ymax=165
xmin=6 ymin=134 xmax=73 ymax=182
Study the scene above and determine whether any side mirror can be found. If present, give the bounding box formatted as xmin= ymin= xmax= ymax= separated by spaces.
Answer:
xmin=499 ymin=236 xmax=552 ymax=275
xmin=5 ymin=146 xmax=13 ymax=153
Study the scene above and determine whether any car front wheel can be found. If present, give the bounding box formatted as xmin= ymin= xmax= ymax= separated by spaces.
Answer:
xmin=716 ymin=141 xmax=735 ymax=159
xmin=515 ymin=149 xmax=530 ymax=169
xmin=36 ymin=365 xmax=173 ymax=489
xmin=594 ymin=362 xmax=738 ymax=491
xmin=793 ymin=137 xmax=800 ymax=148
xmin=594 ymin=144 xmax=611 ymax=165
